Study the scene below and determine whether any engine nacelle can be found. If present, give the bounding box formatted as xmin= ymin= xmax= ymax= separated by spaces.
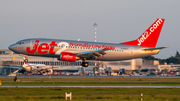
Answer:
xmin=59 ymin=52 xmax=77 ymax=62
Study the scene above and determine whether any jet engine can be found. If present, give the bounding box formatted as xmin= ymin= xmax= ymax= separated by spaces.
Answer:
xmin=58 ymin=52 xmax=77 ymax=62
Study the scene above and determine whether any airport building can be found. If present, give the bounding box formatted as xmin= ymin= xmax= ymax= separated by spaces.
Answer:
xmin=0 ymin=49 xmax=180 ymax=75
xmin=0 ymin=49 xmax=145 ymax=70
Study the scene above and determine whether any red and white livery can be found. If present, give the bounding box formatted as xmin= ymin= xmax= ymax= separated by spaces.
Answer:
xmin=9 ymin=18 xmax=166 ymax=67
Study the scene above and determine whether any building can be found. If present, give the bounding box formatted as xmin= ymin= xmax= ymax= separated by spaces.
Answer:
xmin=1 ymin=49 xmax=180 ymax=75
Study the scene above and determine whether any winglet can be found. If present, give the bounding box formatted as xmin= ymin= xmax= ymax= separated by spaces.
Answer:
xmin=120 ymin=18 xmax=165 ymax=48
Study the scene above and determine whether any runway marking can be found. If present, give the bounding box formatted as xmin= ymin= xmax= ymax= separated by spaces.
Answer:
xmin=1 ymin=85 xmax=180 ymax=88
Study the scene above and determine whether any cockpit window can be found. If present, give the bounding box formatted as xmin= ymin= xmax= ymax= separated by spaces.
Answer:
xmin=16 ymin=41 xmax=24 ymax=45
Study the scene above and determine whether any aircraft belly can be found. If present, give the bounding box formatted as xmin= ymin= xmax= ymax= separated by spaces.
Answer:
xmin=98 ymin=50 xmax=159 ymax=61
xmin=99 ymin=52 xmax=129 ymax=61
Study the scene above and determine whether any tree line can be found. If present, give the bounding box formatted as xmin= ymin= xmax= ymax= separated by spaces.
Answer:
xmin=142 ymin=51 xmax=180 ymax=65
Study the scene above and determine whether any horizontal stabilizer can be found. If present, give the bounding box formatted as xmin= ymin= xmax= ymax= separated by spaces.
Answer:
xmin=143 ymin=47 xmax=167 ymax=51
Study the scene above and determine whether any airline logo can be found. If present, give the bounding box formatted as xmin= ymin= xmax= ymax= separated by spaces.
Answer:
xmin=15 ymin=47 xmax=23 ymax=49
xmin=26 ymin=40 xmax=57 ymax=54
xmin=137 ymin=19 xmax=163 ymax=46
xmin=70 ymin=43 xmax=115 ymax=50
xmin=62 ymin=55 xmax=73 ymax=59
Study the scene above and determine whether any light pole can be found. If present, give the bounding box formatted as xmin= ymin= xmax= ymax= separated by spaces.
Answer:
xmin=93 ymin=23 xmax=97 ymax=42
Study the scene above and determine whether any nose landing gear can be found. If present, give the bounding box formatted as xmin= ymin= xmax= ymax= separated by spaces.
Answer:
xmin=24 ymin=59 xmax=28 ymax=63
xmin=22 ymin=55 xmax=28 ymax=64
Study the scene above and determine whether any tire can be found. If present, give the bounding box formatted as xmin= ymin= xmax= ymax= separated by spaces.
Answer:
xmin=84 ymin=62 xmax=89 ymax=67
xmin=82 ymin=62 xmax=89 ymax=67
xmin=24 ymin=59 xmax=28 ymax=63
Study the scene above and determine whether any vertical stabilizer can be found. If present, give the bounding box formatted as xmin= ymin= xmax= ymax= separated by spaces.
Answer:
xmin=120 ymin=18 xmax=165 ymax=48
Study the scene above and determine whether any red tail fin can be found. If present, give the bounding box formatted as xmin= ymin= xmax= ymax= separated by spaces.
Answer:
xmin=120 ymin=18 xmax=165 ymax=48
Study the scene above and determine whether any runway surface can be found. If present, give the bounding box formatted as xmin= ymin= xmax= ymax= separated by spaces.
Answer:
xmin=1 ymin=75 xmax=180 ymax=78
xmin=1 ymin=85 xmax=180 ymax=88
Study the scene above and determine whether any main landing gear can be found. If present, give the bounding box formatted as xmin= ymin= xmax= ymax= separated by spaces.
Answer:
xmin=82 ymin=59 xmax=89 ymax=67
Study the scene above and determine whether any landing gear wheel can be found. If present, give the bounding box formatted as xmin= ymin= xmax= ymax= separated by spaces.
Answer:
xmin=24 ymin=59 xmax=28 ymax=63
xmin=85 ymin=62 xmax=89 ymax=67
xmin=82 ymin=62 xmax=89 ymax=67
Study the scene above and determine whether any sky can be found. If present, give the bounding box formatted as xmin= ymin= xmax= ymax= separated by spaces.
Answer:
xmin=0 ymin=0 xmax=180 ymax=59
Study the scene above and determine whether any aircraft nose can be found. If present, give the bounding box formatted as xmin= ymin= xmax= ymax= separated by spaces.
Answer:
xmin=8 ymin=44 xmax=15 ymax=51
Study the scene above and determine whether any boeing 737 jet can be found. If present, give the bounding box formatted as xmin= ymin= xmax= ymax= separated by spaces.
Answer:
xmin=9 ymin=18 xmax=166 ymax=67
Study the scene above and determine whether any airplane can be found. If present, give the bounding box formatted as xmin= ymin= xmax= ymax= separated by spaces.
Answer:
xmin=20 ymin=55 xmax=54 ymax=74
xmin=22 ymin=63 xmax=53 ymax=75
xmin=9 ymin=18 xmax=166 ymax=67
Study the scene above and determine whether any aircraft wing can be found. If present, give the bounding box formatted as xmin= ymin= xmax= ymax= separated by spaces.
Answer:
xmin=143 ymin=47 xmax=167 ymax=51
xmin=77 ymin=49 xmax=109 ymax=59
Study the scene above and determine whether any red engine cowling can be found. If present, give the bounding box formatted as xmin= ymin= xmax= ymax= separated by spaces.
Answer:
xmin=59 ymin=52 xmax=77 ymax=62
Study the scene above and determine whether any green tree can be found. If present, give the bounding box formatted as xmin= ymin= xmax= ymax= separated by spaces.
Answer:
xmin=143 ymin=51 xmax=180 ymax=64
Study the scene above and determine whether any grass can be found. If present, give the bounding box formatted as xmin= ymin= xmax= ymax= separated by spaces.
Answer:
xmin=1 ymin=77 xmax=180 ymax=86
xmin=0 ymin=77 xmax=180 ymax=100
xmin=0 ymin=87 xmax=180 ymax=101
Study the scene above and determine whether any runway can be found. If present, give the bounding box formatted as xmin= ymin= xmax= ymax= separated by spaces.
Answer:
xmin=1 ymin=75 xmax=180 ymax=78
xmin=1 ymin=85 xmax=180 ymax=88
